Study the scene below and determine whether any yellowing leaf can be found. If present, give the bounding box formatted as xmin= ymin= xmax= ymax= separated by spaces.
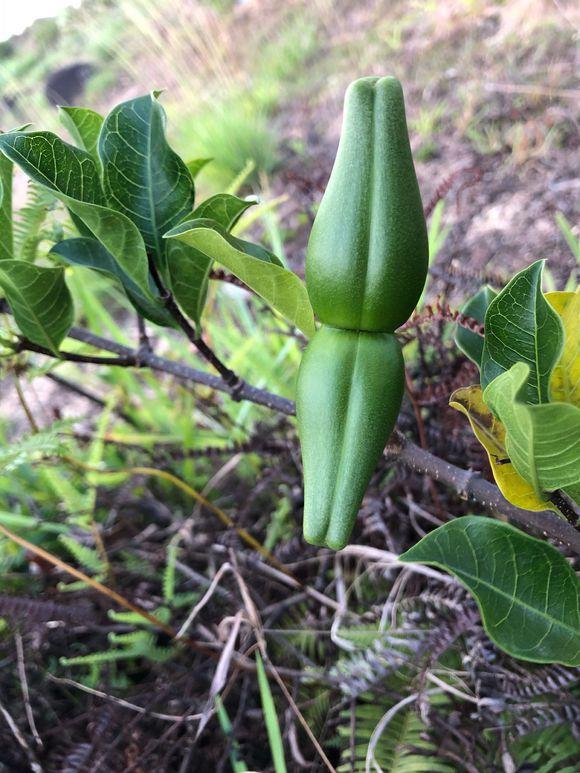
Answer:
xmin=546 ymin=290 xmax=579 ymax=407
xmin=484 ymin=363 xmax=580 ymax=493
xmin=449 ymin=385 xmax=557 ymax=512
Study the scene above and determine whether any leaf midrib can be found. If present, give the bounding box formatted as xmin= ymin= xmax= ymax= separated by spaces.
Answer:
xmin=145 ymin=100 xmax=162 ymax=263
xmin=430 ymin=556 xmax=578 ymax=638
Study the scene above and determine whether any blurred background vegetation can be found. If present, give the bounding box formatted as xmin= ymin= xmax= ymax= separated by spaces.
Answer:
xmin=0 ymin=1 xmax=579 ymax=771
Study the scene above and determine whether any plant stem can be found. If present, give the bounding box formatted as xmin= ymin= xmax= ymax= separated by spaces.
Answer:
xmin=6 ymin=315 xmax=580 ymax=554
xmin=147 ymin=257 xmax=243 ymax=394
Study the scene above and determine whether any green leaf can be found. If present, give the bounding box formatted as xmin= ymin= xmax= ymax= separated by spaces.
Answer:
xmin=455 ymin=285 xmax=496 ymax=368
xmin=186 ymin=157 xmax=212 ymax=179
xmin=400 ymin=516 xmax=580 ymax=665
xmin=564 ymin=483 xmax=580 ymax=507
xmin=168 ymin=193 xmax=263 ymax=327
xmin=449 ymin=385 xmax=556 ymax=512
xmin=58 ymin=106 xmax=104 ymax=165
xmin=0 ymin=260 xmax=74 ymax=353
xmin=50 ymin=238 xmax=175 ymax=328
xmin=165 ymin=220 xmax=316 ymax=338
xmin=99 ymin=93 xmax=195 ymax=271
xmin=192 ymin=193 xmax=257 ymax=231
xmin=0 ymin=131 xmax=105 ymax=204
xmin=0 ymin=145 xmax=13 ymax=260
xmin=0 ymin=131 xmax=153 ymax=299
xmin=255 ymin=652 xmax=287 ymax=773
xmin=483 ymin=362 xmax=580 ymax=493
xmin=67 ymin=204 xmax=153 ymax=297
xmin=481 ymin=261 xmax=563 ymax=404
xmin=166 ymin=240 xmax=212 ymax=328
xmin=546 ymin=290 xmax=579 ymax=407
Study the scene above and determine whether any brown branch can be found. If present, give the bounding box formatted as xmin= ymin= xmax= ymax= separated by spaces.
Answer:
xmin=14 ymin=338 xmax=136 ymax=366
xmin=387 ymin=431 xmax=580 ymax=553
xmin=6 ymin=315 xmax=580 ymax=554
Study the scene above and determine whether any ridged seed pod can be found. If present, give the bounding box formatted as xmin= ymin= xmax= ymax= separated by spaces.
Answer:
xmin=306 ymin=76 xmax=428 ymax=333
xmin=297 ymin=326 xmax=404 ymax=549
xmin=297 ymin=76 xmax=428 ymax=549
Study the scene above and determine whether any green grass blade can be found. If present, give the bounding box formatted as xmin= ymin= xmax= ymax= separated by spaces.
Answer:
xmin=255 ymin=652 xmax=287 ymax=773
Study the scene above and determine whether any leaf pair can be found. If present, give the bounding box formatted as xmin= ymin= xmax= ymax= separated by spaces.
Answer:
xmin=415 ymin=263 xmax=580 ymax=666
xmin=0 ymin=94 xmax=316 ymax=353
xmin=0 ymin=97 xmax=176 ymax=349
xmin=456 ymin=261 xmax=564 ymax=403
xmin=452 ymin=262 xmax=579 ymax=508
xmin=165 ymin=221 xmax=316 ymax=338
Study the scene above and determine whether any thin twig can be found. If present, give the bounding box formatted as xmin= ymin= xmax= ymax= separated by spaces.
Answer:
xmin=47 ymin=674 xmax=202 ymax=722
xmin=45 ymin=373 xmax=138 ymax=426
xmin=136 ymin=314 xmax=152 ymax=354
xmin=0 ymin=695 xmax=43 ymax=773
xmin=12 ymin=373 xmax=40 ymax=432
xmin=147 ymin=257 xmax=243 ymax=394
xmin=15 ymin=338 xmax=137 ymax=366
xmin=15 ymin=633 xmax=42 ymax=749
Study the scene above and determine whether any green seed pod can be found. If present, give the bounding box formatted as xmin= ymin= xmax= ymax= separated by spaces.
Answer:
xmin=296 ymin=326 xmax=404 ymax=549
xmin=306 ymin=76 xmax=428 ymax=333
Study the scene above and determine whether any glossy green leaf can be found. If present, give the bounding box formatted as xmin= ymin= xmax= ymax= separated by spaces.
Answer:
xmin=58 ymin=106 xmax=104 ymax=165
xmin=186 ymin=158 xmax=212 ymax=179
xmin=99 ymin=93 xmax=195 ymax=270
xmin=0 ymin=146 xmax=12 ymax=260
xmin=481 ymin=261 xmax=563 ymax=404
xmin=483 ymin=362 xmax=580 ymax=493
xmin=166 ymin=240 xmax=212 ymax=328
xmin=0 ymin=259 xmax=73 ymax=353
xmin=0 ymin=131 xmax=153 ymax=299
xmin=400 ymin=516 xmax=580 ymax=665
xmin=165 ymin=219 xmax=315 ymax=338
xmin=455 ymin=285 xmax=496 ymax=368
xmin=68 ymin=204 xmax=153 ymax=296
xmin=0 ymin=131 xmax=105 ymax=204
xmin=50 ymin=238 xmax=175 ymax=328
xmin=192 ymin=193 xmax=257 ymax=231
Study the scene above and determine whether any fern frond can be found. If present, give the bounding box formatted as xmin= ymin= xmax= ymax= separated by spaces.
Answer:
xmin=511 ymin=702 xmax=580 ymax=738
xmin=58 ymin=535 xmax=106 ymax=574
xmin=513 ymin=723 xmax=580 ymax=773
xmin=145 ymin=644 xmax=175 ymax=662
xmin=108 ymin=609 xmax=145 ymax=625
xmin=13 ymin=181 xmax=56 ymax=261
xmin=484 ymin=662 xmax=578 ymax=700
xmin=337 ymin=695 xmax=453 ymax=773
xmin=60 ymin=649 xmax=137 ymax=667
xmin=163 ymin=541 xmax=178 ymax=603
xmin=170 ymin=591 xmax=199 ymax=608
xmin=108 ymin=630 xmax=151 ymax=647
xmin=0 ymin=428 xmax=65 ymax=471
